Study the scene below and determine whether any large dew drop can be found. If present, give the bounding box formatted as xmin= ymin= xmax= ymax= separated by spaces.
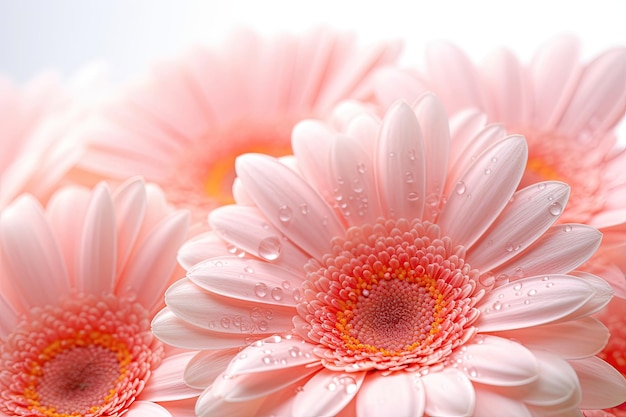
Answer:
xmin=258 ymin=237 xmax=282 ymax=260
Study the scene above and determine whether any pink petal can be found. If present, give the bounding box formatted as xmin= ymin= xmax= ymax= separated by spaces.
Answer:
xmin=413 ymin=93 xmax=451 ymax=222
xmin=185 ymin=349 xmax=239 ymax=389
xmin=493 ymin=317 xmax=608 ymax=359
xmin=235 ymin=154 xmax=345 ymax=259
xmin=371 ymin=67 xmax=428 ymax=109
xmin=438 ymin=135 xmax=527 ymax=248
xmin=480 ymin=47 xmax=528 ymax=127
xmin=422 ymin=368 xmax=475 ymax=417
xmin=476 ymin=275 xmax=610 ymax=332
xmin=522 ymin=350 xmax=581 ymax=408
xmin=225 ymin=335 xmax=318 ymax=376
xmin=111 ymin=177 xmax=147 ymax=274
xmin=154 ymin=398 xmax=197 ymax=417
xmin=212 ymin=364 xmax=322 ymax=402
xmin=375 ymin=100 xmax=426 ymax=220
xmin=291 ymin=120 xmax=335 ymax=201
xmin=152 ymin=308 xmax=251 ymax=350
xmin=177 ymin=231 xmax=233 ymax=271
xmin=467 ymin=181 xmax=570 ymax=270
xmin=77 ymin=183 xmax=117 ymax=295
xmin=165 ymin=278 xmax=294 ymax=334
xmin=293 ymin=369 xmax=366 ymax=417
xmin=425 ymin=41 xmax=486 ymax=113
xmin=45 ymin=185 xmax=90 ymax=286
xmin=330 ymin=133 xmax=382 ymax=226
xmin=116 ymin=210 xmax=189 ymax=313
xmin=0 ymin=195 xmax=70 ymax=308
xmin=451 ymin=335 xmax=538 ymax=386
xmin=125 ymin=401 xmax=172 ymax=417
xmin=140 ymin=352 xmax=201 ymax=401
xmin=447 ymin=109 xmax=488 ymax=171
xmin=528 ymin=35 xmax=581 ymax=130
xmin=491 ymin=224 xmax=601 ymax=279
xmin=446 ymin=123 xmax=507 ymax=191
xmin=569 ymin=356 xmax=626 ymax=409
xmin=473 ymin=386 xmax=531 ymax=417
xmin=558 ymin=47 xmax=626 ymax=140
xmin=209 ymin=205 xmax=310 ymax=273
xmin=356 ymin=372 xmax=425 ymax=417
xmin=195 ymin=387 xmax=264 ymax=417
xmin=189 ymin=257 xmax=303 ymax=307
xmin=344 ymin=111 xmax=380 ymax=152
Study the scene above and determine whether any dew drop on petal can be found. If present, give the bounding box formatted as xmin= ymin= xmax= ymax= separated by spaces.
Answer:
xmin=405 ymin=172 xmax=415 ymax=183
xmin=492 ymin=301 xmax=502 ymax=311
xmin=538 ymin=183 xmax=546 ymax=190
xmin=288 ymin=347 xmax=300 ymax=358
xmin=271 ymin=287 xmax=284 ymax=301
xmin=491 ymin=157 xmax=498 ymax=163
xmin=548 ymin=202 xmax=562 ymax=216
xmin=254 ymin=282 xmax=268 ymax=298
xmin=562 ymin=224 xmax=572 ymax=232
xmin=513 ymin=283 xmax=522 ymax=291
xmin=407 ymin=192 xmax=420 ymax=202
xmin=292 ymin=288 xmax=302 ymax=302
xmin=300 ymin=204 xmax=309 ymax=215
xmin=484 ymin=168 xmax=492 ymax=175
xmin=327 ymin=382 xmax=337 ymax=392
xmin=258 ymin=321 xmax=269 ymax=331
xmin=278 ymin=205 xmax=293 ymax=223
xmin=266 ymin=335 xmax=282 ymax=343
xmin=220 ymin=317 xmax=231 ymax=328
xmin=357 ymin=162 xmax=366 ymax=174
xmin=281 ymin=280 xmax=291 ymax=289
xmin=455 ymin=181 xmax=466 ymax=195
xmin=527 ymin=289 xmax=537 ymax=296
xmin=258 ymin=237 xmax=281 ymax=260
xmin=505 ymin=242 xmax=514 ymax=252
xmin=244 ymin=265 xmax=254 ymax=274
xmin=524 ymin=299 xmax=531 ymax=305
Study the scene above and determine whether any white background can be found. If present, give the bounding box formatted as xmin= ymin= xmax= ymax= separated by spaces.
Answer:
xmin=1 ymin=0 xmax=625 ymax=83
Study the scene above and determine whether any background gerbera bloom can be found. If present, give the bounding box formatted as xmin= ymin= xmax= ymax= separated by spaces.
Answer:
xmin=0 ymin=69 xmax=102 ymax=209
xmin=0 ymin=178 xmax=199 ymax=416
xmin=72 ymin=27 xmax=402 ymax=227
xmin=154 ymin=95 xmax=626 ymax=416
xmin=368 ymin=35 xmax=626 ymax=297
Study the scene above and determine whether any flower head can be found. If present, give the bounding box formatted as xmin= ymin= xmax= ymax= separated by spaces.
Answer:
xmin=369 ymin=35 xmax=626 ymax=296
xmin=0 ymin=178 xmax=198 ymax=416
xmin=74 ymin=27 xmax=402 ymax=226
xmin=155 ymin=95 xmax=626 ymax=416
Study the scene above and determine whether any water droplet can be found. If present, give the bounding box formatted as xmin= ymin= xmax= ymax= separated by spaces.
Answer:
xmin=213 ymin=260 xmax=224 ymax=267
xmin=281 ymin=280 xmax=291 ymax=289
xmin=292 ymin=288 xmax=302 ymax=302
xmin=262 ymin=223 xmax=270 ymax=230
xmin=562 ymin=224 xmax=572 ymax=232
xmin=468 ymin=367 xmax=478 ymax=378
xmin=356 ymin=162 xmax=366 ymax=174
xmin=484 ymin=168 xmax=492 ymax=175
xmin=548 ymin=202 xmax=562 ymax=216
xmin=262 ymin=356 xmax=272 ymax=365
xmin=288 ymin=347 xmax=300 ymax=358
xmin=491 ymin=157 xmax=498 ymax=163
xmin=278 ymin=205 xmax=293 ymax=223
xmin=527 ymin=289 xmax=537 ymax=296
xmin=238 ymin=353 xmax=247 ymax=360
xmin=266 ymin=335 xmax=282 ymax=343
xmin=407 ymin=192 xmax=420 ymax=202
xmin=300 ymin=204 xmax=309 ymax=215
xmin=492 ymin=301 xmax=502 ymax=311
xmin=505 ymin=242 xmax=514 ymax=252
xmin=327 ymin=382 xmax=337 ymax=392
xmin=388 ymin=152 xmax=396 ymax=158
xmin=321 ymin=216 xmax=329 ymax=227
xmin=524 ymin=299 xmax=531 ymax=305
xmin=352 ymin=179 xmax=363 ymax=193
xmin=244 ymin=265 xmax=254 ymax=274
xmin=408 ymin=149 xmax=417 ymax=160
xmin=362 ymin=289 xmax=370 ymax=297
xmin=220 ymin=317 xmax=231 ymax=328
xmin=258 ymin=237 xmax=281 ymax=260
xmin=546 ymin=282 xmax=555 ymax=288
xmin=541 ymin=276 xmax=549 ymax=281
xmin=254 ymin=282 xmax=268 ymax=298
xmin=455 ymin=181 xmax=466 ymax=195
xmin=513 ymin=283 xmax=522 ymax=291
xmin=405 ymin=172 xmax=415 ymax=183
xmin=478 ymin=272 xmax=495 ymax=287
xmin=271 ymin=287 xmax=284 ymax=301
xmin=538 ymin=183 xmax=546 ymax=190
xmin=258 ymin=320 xmax=268 ymax=331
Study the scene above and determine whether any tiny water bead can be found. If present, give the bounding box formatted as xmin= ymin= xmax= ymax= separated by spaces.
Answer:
xmin=0 ymin=294 xmax=162 ymax=417
xmin=258 ymin=236 xmax=282 ymax=260
xmin=299 ymin=218 xmax=482 ymax=372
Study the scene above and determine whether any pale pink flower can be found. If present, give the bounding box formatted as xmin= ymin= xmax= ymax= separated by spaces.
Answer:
xmin=370 ymin=35 xmax=626 ymax=296
xmin=74 ymin=28 xmax=402 ymax=225
xmin=154 ymin=95 xmax=626 ymax=416
xmin=0 ymin=178 xmax=199 ymax=416
xmin=0 ymin=69 xmax=102 ymax=209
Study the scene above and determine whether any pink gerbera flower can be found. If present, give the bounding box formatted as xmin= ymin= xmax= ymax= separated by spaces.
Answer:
xmin=0 ymin=178 xmax=199 ymax=416
xmin=74 ymin=27 xmax=402 ymax=225
xmin=0 ymin=70 xmax=101 ymax=209
xmin=369 ymin=35 xmax=626 ymax=296
xmin=154 ymin=95 xmax=626 ymax=416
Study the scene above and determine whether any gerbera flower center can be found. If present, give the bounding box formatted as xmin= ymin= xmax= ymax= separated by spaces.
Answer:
xmin=0 ymin=294 xmax=163 ymax=417
xmin=298 ymin=218 xmax=482 ymax=372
